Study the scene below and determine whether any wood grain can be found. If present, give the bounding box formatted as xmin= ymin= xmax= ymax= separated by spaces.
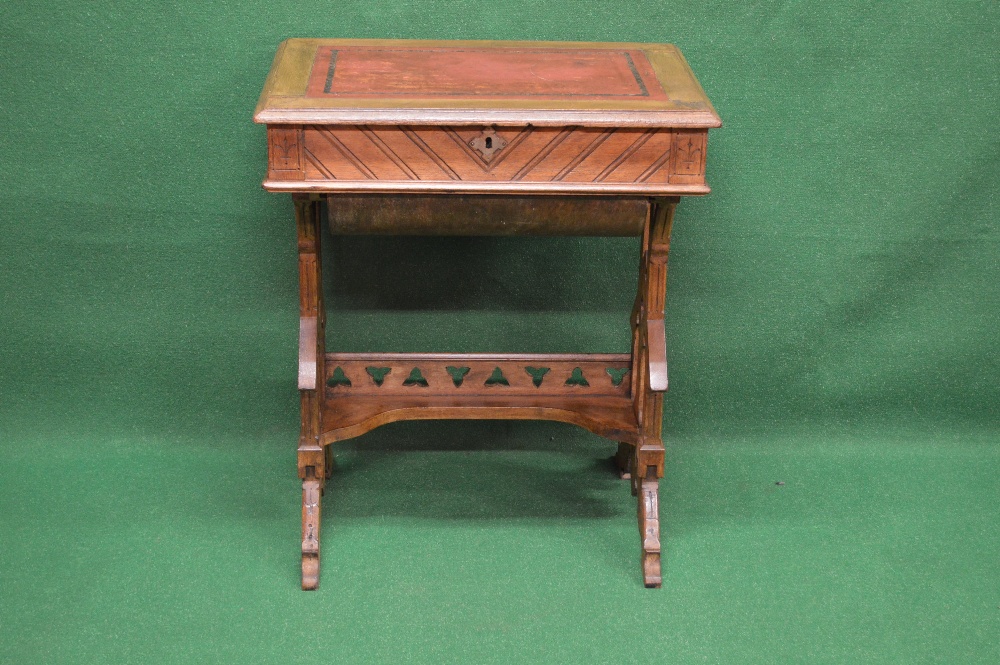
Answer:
xmin=326 ymin=194 xmax=648 ymax=236
xmin=271 ymin=125 xmax=708 ymax=193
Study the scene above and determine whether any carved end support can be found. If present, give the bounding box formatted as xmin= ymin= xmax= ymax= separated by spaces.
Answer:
xmin=295 ymin=194 xmax=325 ymax=591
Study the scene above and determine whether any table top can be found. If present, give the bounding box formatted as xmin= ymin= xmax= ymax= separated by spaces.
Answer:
xmin=254 ymin=39 xmax=720 ymax=128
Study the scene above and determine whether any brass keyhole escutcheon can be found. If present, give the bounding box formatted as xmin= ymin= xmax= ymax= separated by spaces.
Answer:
xmin=469 ymin=127 xmax=507 ymax=161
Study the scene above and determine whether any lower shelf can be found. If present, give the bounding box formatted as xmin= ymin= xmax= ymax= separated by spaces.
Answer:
xmin=318 ymin=352 xmax=639 ymax=444
xmin=320 ymin=393 xmax=640 ymax=444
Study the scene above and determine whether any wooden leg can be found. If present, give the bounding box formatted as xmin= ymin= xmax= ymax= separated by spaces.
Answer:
xmin=615 ymin=442 xmax=634 ymax=480
xmin=324 ymin=443 xmax=335 ymax=480
xmin=295 ymin=194 xmax=326 ymax=590
xmin=628 ymin=197 xmax=675 ymax=588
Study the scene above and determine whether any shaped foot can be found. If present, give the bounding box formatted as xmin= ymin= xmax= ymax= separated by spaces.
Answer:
xmin=302 ymin=553 xmax=319 ymax=590
xmin=637 ymin=472 xmax=662 ymax=588
xmin=302 ymin=478 xmax=322 ymax=590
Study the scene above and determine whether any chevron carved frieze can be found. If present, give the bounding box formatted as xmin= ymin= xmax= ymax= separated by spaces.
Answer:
xmin=287 ymin=125 xmax=706 ymax=187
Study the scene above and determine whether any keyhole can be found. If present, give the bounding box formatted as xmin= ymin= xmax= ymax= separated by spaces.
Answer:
xmin=485 ymin=137 xmax=493 ymax=149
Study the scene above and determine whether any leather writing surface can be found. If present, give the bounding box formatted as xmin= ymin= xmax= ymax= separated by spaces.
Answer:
xmin=305 ymin=45 xmax=668 ymax=102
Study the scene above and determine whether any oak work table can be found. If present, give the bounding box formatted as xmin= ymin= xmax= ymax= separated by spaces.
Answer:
xmin=254 ymin=38 xmax=720 ymax=589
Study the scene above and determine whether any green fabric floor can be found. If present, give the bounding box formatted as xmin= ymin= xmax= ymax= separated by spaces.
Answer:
xmin=2 ymin=2 xmax=998 ymax=663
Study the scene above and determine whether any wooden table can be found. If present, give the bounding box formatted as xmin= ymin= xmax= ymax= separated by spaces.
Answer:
xmin=254 ymin=39 xmax=720 ymax=589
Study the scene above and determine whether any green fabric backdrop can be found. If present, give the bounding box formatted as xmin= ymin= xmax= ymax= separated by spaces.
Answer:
xmin=1 ymin=2 xmax=997 ymax=663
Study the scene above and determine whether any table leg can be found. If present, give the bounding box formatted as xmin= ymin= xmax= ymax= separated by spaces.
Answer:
xmin=324 ymin=442 xmax=336 ymax=479
xmin=628 ymin=196 xmax=676 ymax=588
xmin=295 ymin=194 xmax=327 ymax=590
xmin=615 ymin=442 xmax=634 ymax=480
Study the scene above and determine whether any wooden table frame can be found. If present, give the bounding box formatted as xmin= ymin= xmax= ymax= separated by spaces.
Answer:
xmin=256 ymin=39 xmax=720 ymax=590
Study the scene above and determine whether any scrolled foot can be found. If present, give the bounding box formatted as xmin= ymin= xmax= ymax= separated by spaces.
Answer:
xmin=302 ymin=478 xmax=322 ymax=591
xmin=637 ymin=472 xmax=662 ymax=588
xmin=642 ymin=551 xmax=662 ymax=588
xmin=302 ymin=553 xmax=319 ymax=590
